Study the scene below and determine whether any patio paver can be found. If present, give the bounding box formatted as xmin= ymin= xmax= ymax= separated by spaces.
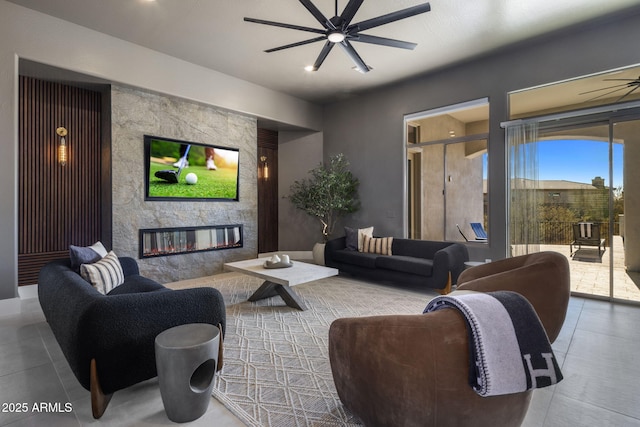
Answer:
xmin=541 ymin=236 xmax=640 ymax=302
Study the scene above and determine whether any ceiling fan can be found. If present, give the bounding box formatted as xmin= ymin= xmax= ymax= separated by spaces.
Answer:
xmin=244 ymin=0 xmax=431 ymax=73
xmin=579 ymin=75 xmax=640 ymax=103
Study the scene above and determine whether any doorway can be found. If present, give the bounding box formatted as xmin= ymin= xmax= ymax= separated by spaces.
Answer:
xmin=507 ymin=64 xmax=640 ymax=303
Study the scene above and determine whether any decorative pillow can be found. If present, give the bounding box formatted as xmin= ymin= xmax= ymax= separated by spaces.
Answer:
xmin=80 ymin=251 xmax=125 ymax=295
xmin=344 ymin=227 xmax=359 ymax=250
xmin=361 ymin=235 xmax=393 ymax=256
xmin=357 ymin=227 xmax=374 ymax=252
xmin=70 ymin=241 xmax=108 ymax=271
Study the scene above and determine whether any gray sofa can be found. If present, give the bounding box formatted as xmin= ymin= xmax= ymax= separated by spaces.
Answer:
xmin=38 ymin=257 xmax=226 ymax=419
xmin=325 ymin=237 xmax=468 ymax=293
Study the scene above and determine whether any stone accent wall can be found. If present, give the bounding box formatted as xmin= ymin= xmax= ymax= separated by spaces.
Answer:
xmin=111 ymin=85 xmax=257 ymax=283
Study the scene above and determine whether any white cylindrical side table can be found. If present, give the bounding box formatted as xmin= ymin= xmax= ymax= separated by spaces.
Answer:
xmin=155 ymin=323 xmax=220 ymax=423
xmin=464 ymin=261 xmax=486 ymax=269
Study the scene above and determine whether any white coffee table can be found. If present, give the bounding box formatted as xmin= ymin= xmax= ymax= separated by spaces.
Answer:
xmin=224 ymin=258 xmax=338 ymax=310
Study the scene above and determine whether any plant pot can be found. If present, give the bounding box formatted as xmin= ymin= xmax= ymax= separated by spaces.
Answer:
xmin=312 ymin=242 xmax=326 ymax=265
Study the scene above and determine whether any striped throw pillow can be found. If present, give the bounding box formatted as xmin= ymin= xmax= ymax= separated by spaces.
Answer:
xmin=361 ymin=236 xmax=393 ymax=255
xmin=80 ymin=251 xmax=125 ymax=294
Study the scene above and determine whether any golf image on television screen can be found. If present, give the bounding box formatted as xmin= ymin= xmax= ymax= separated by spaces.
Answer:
xmin=144 ymin=135 xmax=240 ymax=201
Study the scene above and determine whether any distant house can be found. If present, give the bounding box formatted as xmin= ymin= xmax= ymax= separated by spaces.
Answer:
xmin=540 ymin=177 xmax=609 ymax=220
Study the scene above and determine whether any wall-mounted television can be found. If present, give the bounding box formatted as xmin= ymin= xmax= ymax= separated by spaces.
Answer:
xmin=144 ymin=135 xmax=240 ymax=201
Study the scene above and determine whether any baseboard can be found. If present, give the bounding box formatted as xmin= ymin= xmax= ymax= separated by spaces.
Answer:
xmin=18 ymin=284 xmax=38 ymax=299
xmin=0 ymin=284 xmax=39 ymax=317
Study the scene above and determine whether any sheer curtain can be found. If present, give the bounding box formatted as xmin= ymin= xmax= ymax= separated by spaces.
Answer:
xmin=507 ymin=122 xmax=540 ymax=256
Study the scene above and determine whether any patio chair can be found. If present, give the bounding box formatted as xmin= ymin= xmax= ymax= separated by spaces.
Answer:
xmin=570 ymin=222 xmax=605 ymax=259
xmin=456 ymin=224 xmax=469 ymax=242
xmin=470 ymin=222 xmax=488 ymax=241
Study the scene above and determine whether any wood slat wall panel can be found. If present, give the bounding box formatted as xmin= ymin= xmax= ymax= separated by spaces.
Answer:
xmin=257 ymin=129 xmax=278 ymax=253
xmin=18 ymin=251 xmax=69 ymax=286
xmin=18 ymin=76 xmax=103 ymax=286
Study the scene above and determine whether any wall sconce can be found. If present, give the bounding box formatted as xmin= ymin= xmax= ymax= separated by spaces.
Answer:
xmin=259 ymin=156 xmax=269 ymax=180
xmin=56 ymin=127 xmax=68 ymax=166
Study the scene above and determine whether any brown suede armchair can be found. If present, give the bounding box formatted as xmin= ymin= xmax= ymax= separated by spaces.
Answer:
xmin=328 ymin=251 xmax=570 ymax=427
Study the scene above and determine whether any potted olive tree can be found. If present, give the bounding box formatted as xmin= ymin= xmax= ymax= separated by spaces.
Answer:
xmin=289 ymin=154 xmax=360 ymax=264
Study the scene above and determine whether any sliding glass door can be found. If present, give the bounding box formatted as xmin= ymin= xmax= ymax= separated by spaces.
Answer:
xmin=506 ymin=64 xmax=640 ymax=303
xmin=518 ymin=117 xmax=639 ymax=302
xmin=537 ymin=124 xmax=611 ymax=299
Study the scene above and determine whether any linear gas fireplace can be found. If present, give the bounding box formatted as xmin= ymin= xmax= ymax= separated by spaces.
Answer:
xmin=139 ymin=224 xmax=243 ymax=258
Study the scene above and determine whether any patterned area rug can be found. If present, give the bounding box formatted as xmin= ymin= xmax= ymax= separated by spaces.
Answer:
xmin=167 ymin=271 xmax=436 ymax=426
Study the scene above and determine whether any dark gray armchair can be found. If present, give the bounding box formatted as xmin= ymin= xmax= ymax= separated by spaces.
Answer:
xmin=38 ymin=257 xmax=226 ymax=418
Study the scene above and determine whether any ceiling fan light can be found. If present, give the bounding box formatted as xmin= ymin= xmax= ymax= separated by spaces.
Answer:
xmin=328 ymin=31 xmax=346 ymax=43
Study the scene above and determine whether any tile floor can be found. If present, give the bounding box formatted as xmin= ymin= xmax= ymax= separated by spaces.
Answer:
xmin=0 ymin=293 xmax=245 ymax=427
xmin=1 ymin=286 xmax=639 ymax=426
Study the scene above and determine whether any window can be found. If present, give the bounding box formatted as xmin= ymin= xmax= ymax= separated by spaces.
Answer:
xmin=405 ymin=99 xmax=489 ymax=242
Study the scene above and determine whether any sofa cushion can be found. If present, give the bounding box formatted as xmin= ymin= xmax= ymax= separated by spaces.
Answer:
xmin=80 ymin=251 xmax=125 ymax=294
xmin=70 ymin=241 xmax=108 ymax=271
xmin=375 ymin=255 xmax=434 ymax=277
xmin=362 ymin=236 xmax=393 ymax=255
xmin=357 ymin=227 xmax=374 ymax=251
xmin=332 ymin=249 xmax=379 ymax=269
xmin=108 ymin=275 xmax=168 ymax=295
xmin=391 ymin=238 xmax=449 ymax=259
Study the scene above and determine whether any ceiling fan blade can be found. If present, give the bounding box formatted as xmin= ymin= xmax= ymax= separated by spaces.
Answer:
xmin=581 ymin=86 xmax=631 ymax=103
xmin=615 ymin=85 xmax=640 ymax=103
xmin=244 ymin=17 xmax=325 ymax=34
xmin=603 ymin=78 xmax=640 ymax=82
xmin=338 ymin=40 xmax=370 ymax=73
xmin=350 ymin=34 xmax=417 ymax=50
xmin=348 ymin=2 xmax=430 ymax=33
xmin=578 ymin=83 xmax=630 ymax=95
xmin=311 ymin=41 xmax=336 ymax=71
xmin=299 ymin=0 xmax=335 ymax=29
xmin=340 ymin=0 xmax=365 ymax=27
xmin=265 ymin=36 xmax=326 ymax=53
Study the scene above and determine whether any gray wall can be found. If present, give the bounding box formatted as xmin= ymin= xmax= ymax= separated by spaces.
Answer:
xmin=321 ymin=8 xmax=640 ymax=261
xmin=111 ymin=85 xmax=257 ymax=283
xmin=278 ymin=131 xmax=324 ymax=250
xmin=442 ymin=143 xmax=484 ymax=242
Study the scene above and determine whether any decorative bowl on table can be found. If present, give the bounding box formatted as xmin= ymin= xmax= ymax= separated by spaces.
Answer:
xmin=263 ymin=260 xmax=293 ymax=269
xmin=263 ymin=254 xmax=293 ymax=269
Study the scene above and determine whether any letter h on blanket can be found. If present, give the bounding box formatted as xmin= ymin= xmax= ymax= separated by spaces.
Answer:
xmin=524 ymin=353 xmax=558 ymax=388
xmin=424 ymin=290 xmax=563 ymax=397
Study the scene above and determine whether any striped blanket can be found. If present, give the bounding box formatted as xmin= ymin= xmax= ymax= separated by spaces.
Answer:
xmin=424 ymin=290 xmax=563 ymax=397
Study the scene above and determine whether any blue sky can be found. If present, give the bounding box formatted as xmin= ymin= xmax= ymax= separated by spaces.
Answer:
xmin=538 ymin=139 xmax=624 ymax=188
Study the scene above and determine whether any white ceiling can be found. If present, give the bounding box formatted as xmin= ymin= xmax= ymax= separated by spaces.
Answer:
xmin=7 ymin=0 xmax=640 ymax=104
